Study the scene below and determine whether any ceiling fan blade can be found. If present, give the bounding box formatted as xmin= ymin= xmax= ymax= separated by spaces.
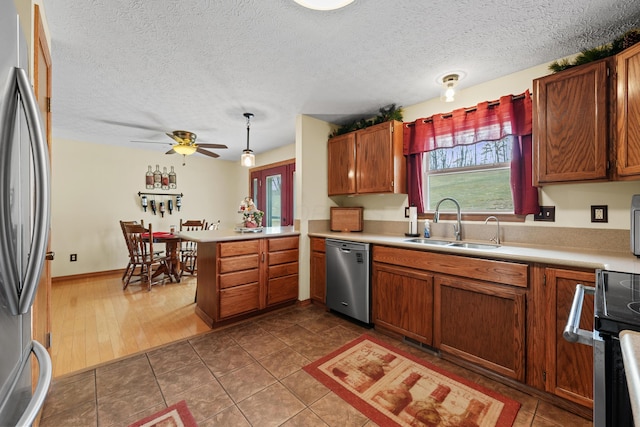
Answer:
xmin=166 ymin=132 xmax=183 ymax=144
xmin=196 ymin=147 xmax=219 ymax=158
xmin=197 ymin=143 xmax=228 ymax=149
xmin=95 ymin=119 xmax=165 ymax=132
xmin=131 ymin=140 xmax=171 ymax=145
xmin=166 ymin=148 xmax=176 ymax=154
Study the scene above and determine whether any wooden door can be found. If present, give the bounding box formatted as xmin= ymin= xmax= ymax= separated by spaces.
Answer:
xmin=249 ymin=160 xmax=295 ymax=226
xmin=32 ymin=4 xmax=52 ymax=353
xmin=545 ymin=268 xmax=595 ymax=408
xmin=616 ymin=42 xmax=640 ymax=178
xmin=533 ymin=60 xmax=609 ymax=184
xmin=434 ymin=275 xmax=526 ymax=381
xmin=309 ymin=237 xmax=326 ymax=303
xmin=327 ymin=132 xmax=356 ymax=195
xmin=372 ymin=262 xmax=434 ymax=345
xmin=356 ymin=122 xmax=394 ymax=193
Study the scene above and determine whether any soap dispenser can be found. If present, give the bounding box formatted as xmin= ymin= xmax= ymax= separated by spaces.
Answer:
xmin=423 ymin=219 xmax=430 ymax=238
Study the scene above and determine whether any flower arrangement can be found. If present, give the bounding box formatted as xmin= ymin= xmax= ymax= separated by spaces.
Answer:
xmin=238 ymin=197 xmax=264 ymax=228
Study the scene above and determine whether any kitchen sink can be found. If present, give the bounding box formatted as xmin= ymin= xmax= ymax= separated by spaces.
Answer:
xmin=404 ymin=238 xmax=452 ymax=245
xmin=447 ymin=242 xmax=500 ymax=249
xmin=404 ymin=238 xmax=500 ymax=250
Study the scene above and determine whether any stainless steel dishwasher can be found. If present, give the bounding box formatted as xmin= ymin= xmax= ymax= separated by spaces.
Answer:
xmin=325 ymin=239 xmax=371 ymax=324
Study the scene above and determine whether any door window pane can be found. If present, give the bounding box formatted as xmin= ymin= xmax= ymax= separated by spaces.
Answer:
xmin=266 ymin=174 xmax=282 ymax=227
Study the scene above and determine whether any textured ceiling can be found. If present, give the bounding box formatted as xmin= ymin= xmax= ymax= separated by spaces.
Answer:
xmin=44 ymin=0 xmax=640 ymax=162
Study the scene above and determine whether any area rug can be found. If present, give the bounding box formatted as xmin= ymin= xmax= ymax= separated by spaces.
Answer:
xmin=303 ymin=334 xmax=520 ymax=427
xmin=128 ymin=400 xmax=198 ymax=427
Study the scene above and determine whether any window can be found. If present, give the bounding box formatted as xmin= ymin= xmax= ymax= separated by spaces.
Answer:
xmin=403 ymin=91 xmax=538 ymax=216
xmin=424 ymin=137 xmax=514 ymax=212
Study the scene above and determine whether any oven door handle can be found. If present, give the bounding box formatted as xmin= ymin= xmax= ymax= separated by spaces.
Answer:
xmin=563 ymin=284 xmax=596 ymax=346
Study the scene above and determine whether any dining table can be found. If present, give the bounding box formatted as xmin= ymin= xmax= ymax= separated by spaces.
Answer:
xmin=142 ymin=231 xmax=182 ymax=282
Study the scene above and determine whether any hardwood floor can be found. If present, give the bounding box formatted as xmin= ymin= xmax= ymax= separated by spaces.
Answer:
xmin=50 ymin=273 xmax=210 ymax=378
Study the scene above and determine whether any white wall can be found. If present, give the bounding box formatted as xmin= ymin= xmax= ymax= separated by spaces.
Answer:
xmin=51 ymin=138 xmax=244 ymax=277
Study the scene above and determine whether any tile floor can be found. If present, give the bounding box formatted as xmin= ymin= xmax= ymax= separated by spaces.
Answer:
xmin=39 ymin=304 xmax=592 ymax=426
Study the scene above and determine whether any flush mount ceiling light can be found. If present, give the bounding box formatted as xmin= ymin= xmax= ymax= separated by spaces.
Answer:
xmin=293 ymin=0 xmax=354 ymax=10
xmin=241 ymin=112 xmax=255 ymax=167
xmin=441 ymin=74 xmax=460 ymax=103
xmin=172 ymin=144 xmax=197 ymax=156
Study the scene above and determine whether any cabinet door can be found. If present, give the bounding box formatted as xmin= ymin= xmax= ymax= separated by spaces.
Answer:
xmin=266 ymin=237 xmax=298 ymax=306
xmin=434 ymin=275 xmax=526 ymax=381
xmin=616 ymin=42 xmax=640 ymax=178
xmin=356 ymin=122 xmax=395 ymax=194
xmin=372 ymin=263 xmax=433 ymax=345
xmin=327 ymin=132 xmax=356 ymax=195
xmin=310 ymin=238 xmax=326 ymax=303
xmin=545 ymin=268 xmax=594 ymax=408
xmin=533 ymin=60 xmax=609 ymax=184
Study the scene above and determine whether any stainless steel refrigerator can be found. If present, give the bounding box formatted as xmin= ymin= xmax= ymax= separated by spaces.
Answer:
xmin=0 ymin=1 xmax=52 ymax=425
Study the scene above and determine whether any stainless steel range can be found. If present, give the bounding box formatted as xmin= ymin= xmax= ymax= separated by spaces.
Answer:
xmin=565 ymin=270 xmax=640 ymax=427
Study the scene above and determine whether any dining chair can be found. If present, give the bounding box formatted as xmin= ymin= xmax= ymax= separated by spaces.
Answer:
xmin=122 ymin=222 xmax=173 ymax=291
xmin=179 ymin=219 xmax=206 ymax=277
xmin=119 ymin=220 xmax=144 ymax=286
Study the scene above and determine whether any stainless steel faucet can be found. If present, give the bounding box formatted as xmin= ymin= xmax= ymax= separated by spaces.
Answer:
xmin=484 ymin=215 xmax=500 ymax=245
xmin=433 ymin=197 xmax=462 ymax=241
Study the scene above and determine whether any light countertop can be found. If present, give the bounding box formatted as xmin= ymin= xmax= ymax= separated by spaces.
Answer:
xmin=177 ymin=226 xmax=299 ymax=243
xmin=308 ymin=231 xmax=640 ymax=273
xmin=620 ymin=330 xmax=640 ymax=426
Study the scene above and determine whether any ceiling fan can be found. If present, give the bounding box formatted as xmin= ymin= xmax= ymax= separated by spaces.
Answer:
xmin=132 ymin=130 xmax=227 ymax=159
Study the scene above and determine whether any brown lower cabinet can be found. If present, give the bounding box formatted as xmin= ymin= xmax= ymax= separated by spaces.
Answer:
xmin=309 ymin=237 xmax=326 ymax=303
xmin=370 ymin=244 xmax=594 ymax=413
xmin=195 ymin=235 xmax=299 ymax=327
xmin=434 ymin=275 xmax=526 ymax=381
xmin=544 ymin=267 xmax=595 ymax=408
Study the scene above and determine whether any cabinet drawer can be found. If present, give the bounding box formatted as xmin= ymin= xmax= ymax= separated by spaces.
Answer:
xmin=269 ymin=262 xmax=298 ymax=279
xmin=220 ymin=282 xmax=260 ymax=318
xmin=267 ymin=275 xmax=298 ymax=305
xmin=310 ymin=237 xmax=325 ymax=253
xmin=219 ymin=269 xmax=260 ymax=289
xmin=219 ymin=254 xmax=259 ymax=273
xmin=219 ymin=240 xmax=260 ymax=257
xmin=269 ymin=249 xmax=298 ymax=266
xmin=269 ymin=236 xmax=299 ymax=252
xmin=373 ymin=246 xmax=528 ymax=287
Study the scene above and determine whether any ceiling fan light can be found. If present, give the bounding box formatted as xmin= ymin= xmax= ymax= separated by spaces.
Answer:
xmin=173 ymin=144 xmax=197 ymax=155
xmin=293 ymin=0 xmax=354 ymax=10
xmin=241 ymin=149 xmax=255 ymax=167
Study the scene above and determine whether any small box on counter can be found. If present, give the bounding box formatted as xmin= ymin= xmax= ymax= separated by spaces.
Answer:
xmin=330 ymin=207 xmax=364 ymax=232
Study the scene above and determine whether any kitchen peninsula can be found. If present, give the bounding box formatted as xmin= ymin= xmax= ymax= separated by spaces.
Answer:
xmin=177 ymin=227 xmax=300 ymax=328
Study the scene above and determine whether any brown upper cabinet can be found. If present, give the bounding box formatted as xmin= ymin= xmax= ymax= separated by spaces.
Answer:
xmin=327 ymin=120 xmax=407 ymax=195
xmin=533 ymin=42 xmax=640 ymax=185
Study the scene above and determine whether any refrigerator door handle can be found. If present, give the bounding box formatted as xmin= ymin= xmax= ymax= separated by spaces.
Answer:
xmin=0 ymin=68 xmax=21 ymax=314
xmin=16 ymin=341 xmax=52 ymax=427
xmin=15 ymin=67 xmax=50 ymax=315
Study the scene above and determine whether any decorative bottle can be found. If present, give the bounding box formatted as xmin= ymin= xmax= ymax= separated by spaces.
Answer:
xmin=372 ymin=371 xmax=422 ymax=415
xmin=153 ymin=164 xmax=162 ymax=188
xmin=161 ymin=167 xmax=169 ymax=190
xmin=443 ymin=398 xmax=485 ymax=427
xmin=176 ymin=195 xmax=182 ymax=211
xmin=331 ymin=352 xmax=396 ymax=393
xmin=145 ymin=165 xmax=154 ymax=189
xmin=401 ymin=383 xmax=451 ymax=425
xmin=159 ymin=201 xmax=165 ymax=217
xmin=169 ymin=166 xmax=177 ymax=189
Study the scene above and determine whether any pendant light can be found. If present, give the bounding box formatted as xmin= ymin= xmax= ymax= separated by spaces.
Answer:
xmin=241 ymin=112 xmax=255 ymax=167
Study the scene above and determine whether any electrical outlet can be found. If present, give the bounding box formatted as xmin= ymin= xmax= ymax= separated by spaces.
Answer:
xmin=591 ymin=205 xmax=608 ymax=223
xmin=404 ymin=207 xmax=410 ymax=218
xmin=70 ymin=253 xmax=77 ymax=262
xmin=534 ymin=206 xmax=556 ymax=222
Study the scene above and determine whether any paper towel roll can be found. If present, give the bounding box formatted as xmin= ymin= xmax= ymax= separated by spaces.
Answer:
xmin=408 ymin=206 xmax=418 ymax=234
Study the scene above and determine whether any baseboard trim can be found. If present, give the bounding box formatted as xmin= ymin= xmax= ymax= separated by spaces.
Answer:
xmin=52 ymin=269 xmax=124 ymax=284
